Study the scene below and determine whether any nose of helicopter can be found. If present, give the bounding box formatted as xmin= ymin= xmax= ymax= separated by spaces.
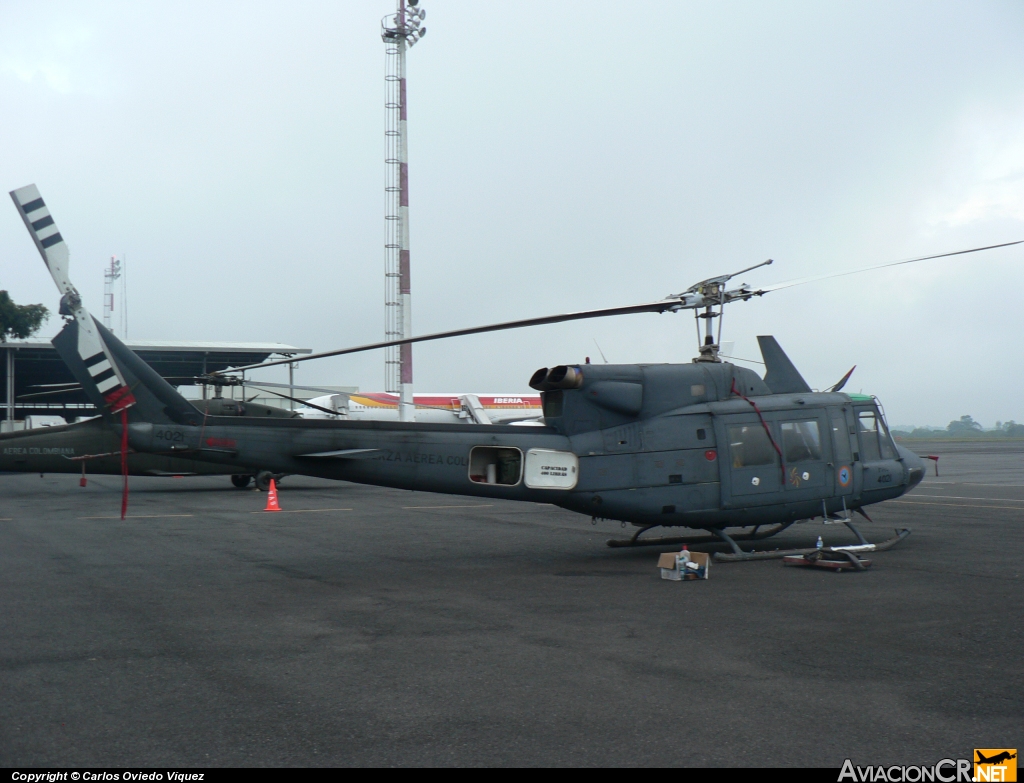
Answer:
xmin=898 ymin=444 xmax=926 ymax=490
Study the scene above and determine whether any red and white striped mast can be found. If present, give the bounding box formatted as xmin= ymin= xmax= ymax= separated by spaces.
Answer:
xmin=382 ymin=0 xmax=426 ymax=421
xmin=102 ymin=256 xmax=121 ymax=333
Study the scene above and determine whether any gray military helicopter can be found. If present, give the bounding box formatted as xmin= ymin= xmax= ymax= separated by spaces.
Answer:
xmin=12 ymin=184 xmax=1021 ymax=557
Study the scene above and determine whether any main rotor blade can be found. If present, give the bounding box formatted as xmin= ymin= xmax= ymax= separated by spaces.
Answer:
xmin=228 ymin=379 xmax=349 ymax=397
xmin=219 ymin=240 xmax=1022 ymax=377
xmin=221 ymin=300 xmax=678 ymax=374
xmin=758 ymin=241 xmax=1023 ymax=294
xmin=17 ymin=386 xmax=84 ymax=400
xmin=251 ymin=387 xmax=338 ymax=415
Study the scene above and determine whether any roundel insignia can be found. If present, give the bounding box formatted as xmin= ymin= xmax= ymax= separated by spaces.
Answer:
xmin=838 ymin=466 xmax=852 ymax=487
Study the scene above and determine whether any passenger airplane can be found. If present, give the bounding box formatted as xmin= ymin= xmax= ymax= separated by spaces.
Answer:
xmin=297 ymin=392 xmax=543 ymax=425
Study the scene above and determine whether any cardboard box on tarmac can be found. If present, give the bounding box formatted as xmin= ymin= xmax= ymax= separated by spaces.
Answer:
xmin=658 ymin=551 xmax=710 ymax=581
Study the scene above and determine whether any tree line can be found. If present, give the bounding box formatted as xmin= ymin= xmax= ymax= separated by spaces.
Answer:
xmin=893 ymin=415 xmax=1024 ymax=439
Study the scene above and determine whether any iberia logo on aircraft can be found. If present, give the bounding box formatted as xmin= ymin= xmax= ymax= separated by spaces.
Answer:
xmin=974 ymin=749 xmax=1017 ymax=782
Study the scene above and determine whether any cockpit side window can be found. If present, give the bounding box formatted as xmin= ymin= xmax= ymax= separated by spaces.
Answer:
xmin=857 ymin=410 xmax=882 ymax=461
xmin=856 ymin=406 xmax=898 ymax=461
xmin=876 ymin=413 xmax=897 ymax=459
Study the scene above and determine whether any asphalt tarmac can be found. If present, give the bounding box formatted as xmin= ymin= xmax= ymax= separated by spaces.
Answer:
xmin=1 ymin=441 xmax=1021 ymax=767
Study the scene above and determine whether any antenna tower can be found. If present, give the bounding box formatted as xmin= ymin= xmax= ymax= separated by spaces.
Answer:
xmin=382 ymin=0 xmax=426 ymax=422
xmin=103 ymin=256 xmax=122 ymax=334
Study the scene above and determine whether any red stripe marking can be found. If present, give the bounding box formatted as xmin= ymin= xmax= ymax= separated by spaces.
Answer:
xmin=104 ymin=386 xmax=136 ymax=413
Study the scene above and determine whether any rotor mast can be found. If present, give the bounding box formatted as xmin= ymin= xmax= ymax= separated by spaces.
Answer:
xmin=382 ymin=0 xmax=426 ymax=421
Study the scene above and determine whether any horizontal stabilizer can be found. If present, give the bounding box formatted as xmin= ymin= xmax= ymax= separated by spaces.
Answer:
xmin=295 ymin=449 xmax=382 ymax=459
xmin=757 ymin=336 xmax=812 ymax=394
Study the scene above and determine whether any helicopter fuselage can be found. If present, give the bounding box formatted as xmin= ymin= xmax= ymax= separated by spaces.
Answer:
xmin=123 ymin=362 xmax=924 ymax=531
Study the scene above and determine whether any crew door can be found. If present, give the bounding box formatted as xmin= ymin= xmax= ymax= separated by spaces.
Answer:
xmin=719 ymin=415 xmax=782 ymax=508
xmin=828 ymin=408 xmax=856 ymax=498
xmin=854 ymin=406 xmax=903 ymax=493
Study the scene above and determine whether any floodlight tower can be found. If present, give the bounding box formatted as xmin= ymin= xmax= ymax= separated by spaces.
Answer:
xmin=103 ymin=256 xmax=122 ymax=333
xmin=382 ymin=0 xmax=426 ymax=422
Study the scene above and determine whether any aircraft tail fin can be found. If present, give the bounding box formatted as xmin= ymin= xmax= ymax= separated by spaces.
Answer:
xmin=757 ymin=336 xmax=813 ymax=394
xmin=52 ymin=318 xmax=201 ymax=426
xmin=11 ymin=184 xmax=200 ymax=426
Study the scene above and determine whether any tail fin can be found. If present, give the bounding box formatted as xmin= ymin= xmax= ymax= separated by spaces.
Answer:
xmin=52 ymin=318 xmax=202 ymax=425
xmin=757 ymin=335 xmax=812 ymax=394
xmin=11 ymin=184 xmax=200 ymax=426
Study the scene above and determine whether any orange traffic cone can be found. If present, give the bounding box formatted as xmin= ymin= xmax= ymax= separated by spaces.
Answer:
xmin=264 ymin=479 xmax=282 ymax=512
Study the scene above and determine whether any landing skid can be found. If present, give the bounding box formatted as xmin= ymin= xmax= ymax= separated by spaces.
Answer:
xmin=606 ymin=522 xmax=794 ymax=549
xmin=605 ymin=516 xmax=911 ymax=563
xmin=712 ymin=526 xmax=911 ymax=562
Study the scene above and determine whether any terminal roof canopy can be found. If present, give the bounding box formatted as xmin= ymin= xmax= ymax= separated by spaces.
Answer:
xmin=1 ymin=339 xmax=311 ymax=419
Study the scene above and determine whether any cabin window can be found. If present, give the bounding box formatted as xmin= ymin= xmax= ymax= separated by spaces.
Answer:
xmin=468 ymin=446 xmax=523 ymax=485
xmin=781 ymin=421 xmax=822 ymax=463
xmin=830 ymin=412 xmax=852 ymax=462
xmin=696 ymin=428 xmax=706 ymax=440
xmin=727 ymin=424 xmax=776 ymax=467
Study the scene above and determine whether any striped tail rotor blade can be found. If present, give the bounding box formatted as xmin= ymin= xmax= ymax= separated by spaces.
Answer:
xmin=9 ymin=184 xmax=75 ymax=298
xmin=9 ymin=185 xmax=135 ymax=413
xmin=79 ymin=321 xmax=135 ymax=411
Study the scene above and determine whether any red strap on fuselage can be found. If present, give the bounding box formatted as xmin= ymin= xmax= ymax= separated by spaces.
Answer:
xmin=730 ymin=377 xmax=786 ymax=483
xmin=120 ymin=408 xmax=129 ymax=520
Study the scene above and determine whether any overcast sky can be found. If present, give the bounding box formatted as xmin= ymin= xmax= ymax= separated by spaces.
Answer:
xmin=2 ymin=1 xmax=1023 ymax=427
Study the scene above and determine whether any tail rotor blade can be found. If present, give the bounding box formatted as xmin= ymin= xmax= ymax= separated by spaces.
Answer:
xmin=9 ymin=184 xmax=74 ymax=299
xmin=10 ymin=185 xmax=135 ymax=413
